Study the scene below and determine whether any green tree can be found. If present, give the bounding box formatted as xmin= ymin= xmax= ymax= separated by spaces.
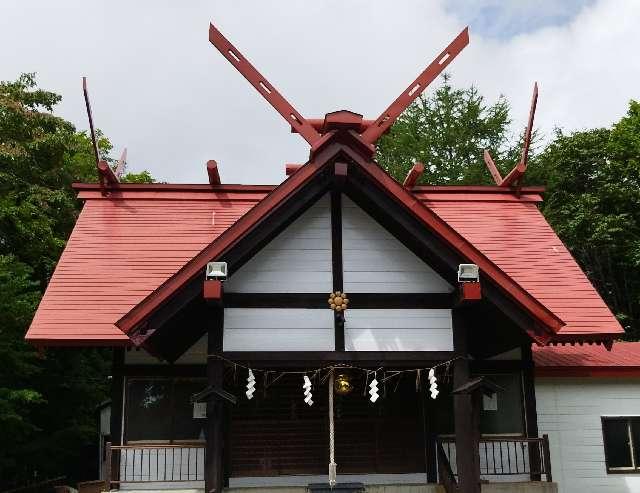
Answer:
xmin=376 ymin=74 xmax=518 ymax=185
xmin=0 ymin=73 xmax=152 ymax=485
xmin=378 ymin=77 xmax=640 ymax=339
xmin=529 ymin=102 xmax=640 ymax=339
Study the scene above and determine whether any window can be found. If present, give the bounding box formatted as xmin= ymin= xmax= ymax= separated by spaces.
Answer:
xmin=432 ymin=372 xmax=525 ymax=436
xmin=602 ymin=417 xmax=640 ymax=473
xmin=478 ymin=373 xmax=524 ymax=435
xmin=125 ymin=378 xmax=206 ymax=443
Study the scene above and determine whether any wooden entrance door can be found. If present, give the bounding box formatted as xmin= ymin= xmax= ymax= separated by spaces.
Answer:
xmin=228 ymin=373 xmax=426 ymax=477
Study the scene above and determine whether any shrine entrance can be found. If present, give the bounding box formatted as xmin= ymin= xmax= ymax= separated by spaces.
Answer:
xmin=228 ymin=371 xmax=435 ymax=480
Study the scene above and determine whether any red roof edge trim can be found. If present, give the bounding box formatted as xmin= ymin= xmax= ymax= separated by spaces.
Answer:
xmin=115 ymin=147 xmax=341 ymax=334
xmin=72 ymin=183 xmax=277 ymax=193
xmin=25 ymin=337 xmax=131 ymax=347
xmin=536 ymin=367 xmax=640 ymax=378
xmin=545 ymin=333 xmax=619 ymax=345
xmin=72 ymin=182 xmax=545 ymax=195
xmin=412 ymin=185 xmax=545 ymax=194
xmin=359 ymin=161 xmax=565 ymax=334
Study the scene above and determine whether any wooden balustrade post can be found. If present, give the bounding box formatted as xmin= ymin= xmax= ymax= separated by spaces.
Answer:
xmin=522 ymin=344 xmax=541 ymax=480
xmin=104 ymin=442 xmax=112 ymax=492
xmin=542 ymin=434 xmax=552 ymax=482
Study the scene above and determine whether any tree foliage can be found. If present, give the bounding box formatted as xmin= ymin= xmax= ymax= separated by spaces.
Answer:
xmin=379 ymin=77 xmax=640 ymax=340
xmin=529 ymin=102 xmax=640 ymax=338
xmin=377 ymin=74 xmax=522 ymax=185
xmin=0 ymin=73 xmax=152 ymax=486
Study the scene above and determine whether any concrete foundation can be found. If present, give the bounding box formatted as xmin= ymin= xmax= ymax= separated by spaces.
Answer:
xmin=114 ymin=481 xmax=558 ymax=493
xmin=482 ymin=483 xmax=558 ymax=493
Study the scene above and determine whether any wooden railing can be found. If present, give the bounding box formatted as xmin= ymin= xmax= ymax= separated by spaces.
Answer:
xmin=436 ymin=441 xmax=458 ymax=493
xmin=436 ymin=435 xmax=552 ymax=483
xmin=104 ymin=443 xmax=205 ymax=491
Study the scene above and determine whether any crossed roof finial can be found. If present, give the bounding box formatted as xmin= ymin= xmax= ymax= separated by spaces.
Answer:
xmin=208 ymin=23 xmax=469 ymax=156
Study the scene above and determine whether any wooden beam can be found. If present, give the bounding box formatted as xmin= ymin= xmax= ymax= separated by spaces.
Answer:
xmin=499 ymin=161 xmax=526 ymax=188
xmin=222 ymin=292 xmax=455 ymax=309
xmin=116 ymin=364 xmax=206 ymax=377
xmin=361 ymin=27 xmax=469 ymax=144
xmin=109 ymin=349 xmax=125 ymax=486
xmin=483 ymin=150 xmax=503 ymax=185
xmin=82 ymin=77 xmax=100 ymax=166
xmin=403 ymin=162 xmax=425 ymax=188
xmin=220 ymin=351 xmax=455 ymax=367
xmin=331 ymin=189 xmax=345 ymax=351
xmin=207 ymin=160 xmax=221 ymax=185
xmin=522 ymin=344 xmax=542 ymax=481
xmin=205 ymin=308 xmax=225 ymax=493
xmin=208 ymin=23 xmax=322 ymax=147
xmin=204 ymin=280 xmax=223 ymax=302
xmin=334 ymin=161 xmax=348 ymax=188
xmin=114 ymin=148 xmax=127 ymax=178
xmin=421 ymin=381 xmax=438 ymax=483
xmin=459 ymin=282 xmax=481 ymax=303
xmin=500 ymin=83 xmax=538 ymax=192
xmin=452 ymin=309 xmax=481 ymax=493
xmin=97 ymin=160 xmax=119 ymax=192
xmin=285 ymin=163 xmax=302 ymax=176
xmin=520 ymin=82 xmax=538 ymax=171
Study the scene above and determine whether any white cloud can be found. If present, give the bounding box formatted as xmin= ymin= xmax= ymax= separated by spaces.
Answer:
xmin=0 ymin=0 xmax=638 ymax=184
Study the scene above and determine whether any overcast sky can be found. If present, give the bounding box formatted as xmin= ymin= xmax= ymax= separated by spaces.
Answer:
xmin=2 ymin=0 xmax=639 ymax=184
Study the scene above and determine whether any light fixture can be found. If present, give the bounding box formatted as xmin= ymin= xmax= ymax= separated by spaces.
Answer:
xmin=206 ymin=261 xmax=228 ymax=281
xmin=334 ymin=373 xmax=353 ymax=395
xmin=457 ymin=263 xmax=479 ymax=283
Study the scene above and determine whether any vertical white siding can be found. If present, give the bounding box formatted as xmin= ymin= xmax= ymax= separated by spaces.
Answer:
xmin=536 ymin=377 xmax=640 ymax=493
xmin=224 ymin=194 xmax=332 ymax=293
xmin=223 ymin=308 xmax=334 ymax=351
xmin=341 ymin=197 xmax=452 ymax=293
xmin=344 ymin=309 xmax=453 ymax=351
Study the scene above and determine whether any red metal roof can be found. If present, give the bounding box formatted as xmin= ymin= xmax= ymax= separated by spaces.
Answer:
xmin=423 ymin=197 xmax=623 ymax=342
xmin=25 ymin=181 xmax=623 ymax=346
xmin=27 ymin=187 xmax=264 ymax=345
xmin=534 ymin=342 xmax=640 ymax=377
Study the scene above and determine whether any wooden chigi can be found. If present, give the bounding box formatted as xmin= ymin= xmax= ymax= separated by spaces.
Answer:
xmin=26 ymin=20 xmax=626 ymax=493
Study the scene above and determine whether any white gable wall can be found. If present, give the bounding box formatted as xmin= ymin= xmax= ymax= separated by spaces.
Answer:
xmin=131 ymin=194 xmax=457 ymax=355
xmin=224 ymin=194 xmax=332 ymax=293
xmin=341 ymin=196 xmax=454 ymax=352
xmin=536 ymin=377 xmax=640 ymax=493
xmin=341 ymin=196 xmax=453 ymax=293
xmin=223 ymin=308 xmax=334 ymax=351
xmin=345 ymin=309 xmax=453 ymax=351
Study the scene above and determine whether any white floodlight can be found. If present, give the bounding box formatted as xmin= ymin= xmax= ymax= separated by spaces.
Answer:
xmin=457 ymin=263 xmax=479 ymax=283
xmin=206 ymin=261 xmax=228 ymax=281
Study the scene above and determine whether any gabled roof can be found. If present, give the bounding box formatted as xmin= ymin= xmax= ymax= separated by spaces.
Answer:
xmin=534 ymin=342 xmax=640 ymax=377
xmin=109 ymin=145 xmax=569 ymax=348
xmin=25 ymin=157 xmax=623 ymax=347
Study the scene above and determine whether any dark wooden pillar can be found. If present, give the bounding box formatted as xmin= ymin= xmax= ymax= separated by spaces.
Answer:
xmin=205 ymin=308 xmax=225 ymax=493
xmin=522 ymin=343 xmax=541 ymax=480
xmin=109 ymin=348 xmax=125 ymax=484
xmin=421 ymin=384 xmax=438 ymax=483
xmin=452 ymin=309 xmax=480 ymax=493
xmin=331 ymin=188 xmax=345 ymax=351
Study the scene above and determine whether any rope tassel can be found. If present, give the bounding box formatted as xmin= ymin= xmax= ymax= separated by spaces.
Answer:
xmin=328 ymin=371 xmax=337 ymax=487
xmin=303 ymin=375 xmax=314 ymax=406
xmin=246 ymin=369 xmax=256 ymax=400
